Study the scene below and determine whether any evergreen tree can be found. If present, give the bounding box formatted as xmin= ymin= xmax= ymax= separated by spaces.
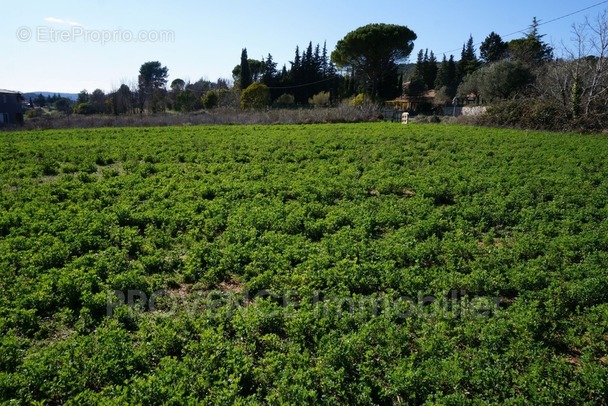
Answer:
xmin=262 ymin=53 xmax=277 ymax=85
xmin=416 ymin=49 xmax=424 ymax=70
xmin=463 ymin=36 xmax=477 ymax=61
xmin=413 ymin=49 xmax=425 ymax=79
xmin=290 ymin=45 xmax=301 ymax=85
xmin=292 ymin=46 xmax=301 ymax=71
xmin=448 ymin=55 xmax=457 ymax=86
xmin=321 ymin=41 xmax=339 ymax=102
xmin=435 ymin=54 xmax=458 ymax=99
xmin=289 ymin=45 xmax=304 ymax=102
xmin=435 ymin=54 xmax=449 ymax=89
xmin=35 ymin=94 xmax=46 ymax=107
xmin=137 ymin=61 xmax=169 ymax=113
xmin=245 ymin=39 xmax=340 ymax=105
xmin=332 ymin=23 xmax=417 ymax=100
xmin=407 ymin=50 xmax=427 ymax=96
xmin=321 ymin=41 xmax=329 ymax=76
xmin=507 ymin=17 xmax=553 ymax=65
xmin=77 ymin=90 xmax=90 ymax=105
xmin=240 ymin=48 xmax=252 ymax=90
xmin=262 ymin=53 xmax=279 ymax=100
xmin=457 ymin=35 xmax=479 ymax=81
xmin=426 ymin=50 xmax=438 ymax=90
xmin=412 ymin=49 xmax=438 ymax=90
xmin=480 ymin=32 xmax=508 ymax=63
xmin=302 ymin=42 xmax=316 ymax=88
xmin=527 ymin=16 xmax=553 ymax=61
xmin=304 ymin=42 xmax=314 ymax=71
xmin=313 ymin=43 xmax=321 ymax=74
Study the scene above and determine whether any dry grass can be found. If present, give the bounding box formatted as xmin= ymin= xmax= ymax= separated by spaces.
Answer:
xmin=12 ymin=105 xmax=381 ymax=131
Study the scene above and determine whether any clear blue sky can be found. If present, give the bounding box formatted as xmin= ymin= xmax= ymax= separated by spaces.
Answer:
xmin=2 ymin=0 xmax=607 ymax=94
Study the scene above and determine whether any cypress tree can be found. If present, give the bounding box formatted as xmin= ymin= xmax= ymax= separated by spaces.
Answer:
xmin=314 ymin=43 xmax=321 ymax=74
xmin=291 ymin=46 xmax=301 ymax=79
xmin=435 ymin=54 xmax=449 ymax=89
xmin=436 ymin=54 xmax=457 ymax=98
xmin=303 ymin=42 xmax=314 ymax=83
xmin=426 ymin=50 xmax=438 ymax=89
xmin=321 ymin=41 xmax=329 ymax=76
xmin=413 ymin=49 xmax=425 ymax=80
xmin=240 ymin=48 xmax=252 ymax=90
xmin=448 ymin=55 xmax=456 ymax=85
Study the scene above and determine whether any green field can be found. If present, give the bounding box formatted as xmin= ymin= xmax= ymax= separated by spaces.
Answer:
xmin=1 ymin=123 xmax=607 ymax=404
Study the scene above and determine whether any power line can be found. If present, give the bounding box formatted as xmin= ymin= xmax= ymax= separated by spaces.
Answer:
xmin=535 ymin=0 xmax=608 ymax=27
xmin=262 ymin=1 xmax=608 ymax=90
xmin=265 ymin=76 xmax=336 ymax=90
xmin=502 ymin=0 xmax=608 ymax=38
xmin=436 ymin=0 xmax=608 ymax=56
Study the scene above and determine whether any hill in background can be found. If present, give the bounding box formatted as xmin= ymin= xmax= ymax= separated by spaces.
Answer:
xmin=23 ymin=91 xmax=78 ymax=101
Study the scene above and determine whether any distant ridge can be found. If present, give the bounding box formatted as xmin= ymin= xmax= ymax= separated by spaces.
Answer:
xmin=23 ymin=92 xmax=78 ymax=101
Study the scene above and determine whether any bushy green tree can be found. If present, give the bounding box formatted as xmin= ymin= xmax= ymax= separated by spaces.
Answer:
xmin=332 ymin=23 xmax=417 ymax=101
xmin=203 ymin=91 xmax=219 ymax=109
xmin=77 ymin=90 xmax=89 ymax=105
xmin=90 ymin=89 xmax=106 ymax=114
xmin=216 ymin=88 xmax=240 ymax=108
xmin=248 ymin=59 xmax=264 ymax=83
xmin=274 ymin=93 xmax=295 ymax=107
xmin=233 ymin=58 xmax=264 ymax=89
xmin=35 ymin=93 xmax=46 ymax=107
xmin=176 ymin=89 xmax=197 ymax=112
xmin=55 ymin=98 xmax=73 ymax=115
xmin=113 ymin=84 xmax=132 ymax=115
xmin=75 ymin=90 xmax=91 ymax=114
xmin=170 ymin=79 xmax=185 ymax=92
xmin=138 ymin=61 xmax=169 ymax=113
xmin=458 ymin=61 xmax=533 ymax=102
xmin=240 ymin=83 xmax=271 ymax=109
xmin=75 ymin=90 xmax=106 ymax=114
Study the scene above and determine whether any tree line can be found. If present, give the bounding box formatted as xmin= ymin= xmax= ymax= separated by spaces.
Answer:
xmin=37 ymin=40 xmax=347 ymax=116
xmin=406 ymin=17 xmax=554 ymax=107
xmin=29 ymin=11 xmax=608 ymax=131
xmin=235 ymin=41 xmax=340 ymax=106
xmin=396 ymin=11 xmax=608 ymax=131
